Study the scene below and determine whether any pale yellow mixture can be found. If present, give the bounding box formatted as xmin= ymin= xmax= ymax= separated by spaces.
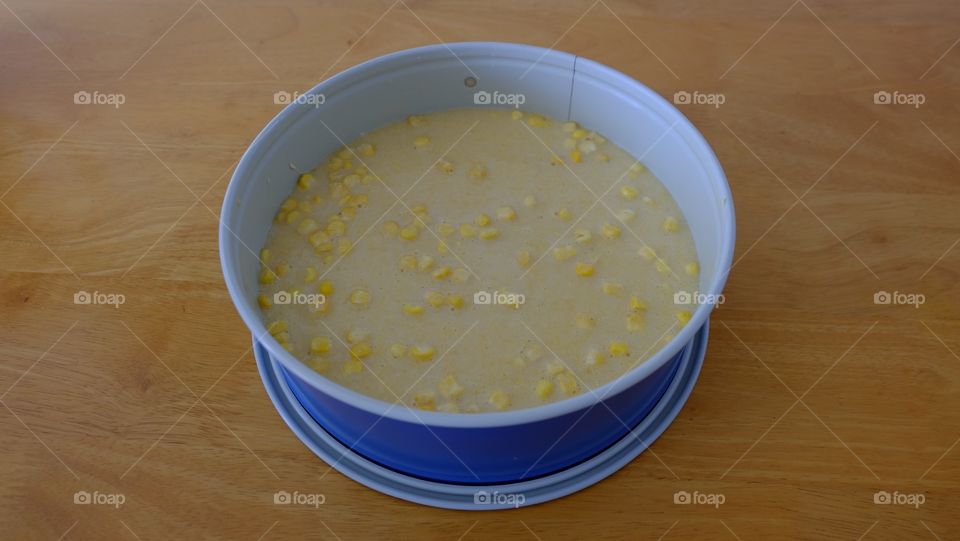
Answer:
xmin=257 ymin=109 xmax=699 ymax=413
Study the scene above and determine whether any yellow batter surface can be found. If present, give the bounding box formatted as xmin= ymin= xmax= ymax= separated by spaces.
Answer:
xmin=257 ymin=109 xmax=699 ymax=412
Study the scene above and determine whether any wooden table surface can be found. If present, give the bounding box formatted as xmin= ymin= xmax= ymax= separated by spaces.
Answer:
xmin=2 ymin=0 xmax=959 ymax=539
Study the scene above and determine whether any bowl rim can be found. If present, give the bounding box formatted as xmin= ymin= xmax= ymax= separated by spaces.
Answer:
xmin=220 ymin=41 xmax=735 ymax=428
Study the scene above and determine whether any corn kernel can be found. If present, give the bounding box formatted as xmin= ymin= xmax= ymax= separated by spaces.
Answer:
xmin=346 ymin=329 xmax=369 ymax=344
xmin=438 ymin=375 xmax=464 ymax=399
xmin=663 ymin=217 xmax=679 ymax=232
xmin=620 ymin=185 xmax=638 ymax=200
xmin=497 ymin=206 xmax=516 ymax=221
xmin=468 ymin=163 xmax=487 ymax=180
xmin=546 ymin=358 xmax=566 ymax=376
xmin=410 ymin=203 xmax=428 ymax=215
xmin=642 ymin=196 xmax=655 ymax=206
xmin=336 ymin=148 xmax=352 ymax=160
xmin=418 ymin=255 xmax=435 ymax=271
xmin=585 ymin=350 xmax=605 ymax=367
xmin=337 ymin=238 xmax=352 ymax=255
xmin=609 ymin=341 xmax=630 ymax=357
xmin=298 ymin=201 xmax=313 ymax=214
xmin=601 ymin=223 xmax=621 ymax=239
xmin=523 ymin=345 xmax=544 ymax=362
xmin=573 ymin=229 xmax=592 ymax=244
xmin=275 ymin=263 xmax=290 ymax=277
xmin=350 ymin=342 xmax=371 ymax=359
xmin=306 ymin=357 xmax=328 ymax=374
xmin=601 ymin=282 xmax=623 ymax=296
xmin=315 ymin=242 xmax=335 ymax=256
xmin=297 ymin=218 xmax=320 ymax=235
xmin=437 ymin=240 xmax=449 ymax=254
xmin=304 ymin=266 xmax=318 ymax=283
xmin=555 ymin=372 xmax=579 ymax=395
xmin=327 ymin=220 xmax=346 ymax=237
xmin=309 ymin=230 xmax=330 ymax=248
xmin=572 ymin=128 xmax=587 ymax=139
xmin=676 ymin=310 xmax=692 ymax=326
xmin=569 ymin=149 xmax=582 ymax=163
xmin=451 ymin=268 xmax=470 ymax=283
xmin=267 ymin=319 xmax=288 ymax=335
xmin=437 ymin=223 xmax=455 ymax=236
xmin=474 ymin=213 xmax=491 ymax=226
xmin=439 ymin=402 xmax=459 ymax=413
xmin=259 ymin=248 xmax=271 ymax=263
xmin=640 ymin=246 xmax=657 ymax=261
xmin=390 ymin=343 xmax=407 ymax=358
xmin=550 ymin=154 xmax=563 ymax=166
xmin=460 ymin=223 xmax=477 ymax=237
xmin=403 ymin=304 xmax=424 ymax=315
xmin=555 ymin=208 xmax=572 ymax=221
xmin=576 ymin=313 xmax=596 ymax=329
xmin=489 ymin=390 xmax=511 ymax=410
xmin=630 ymin=296 xmax=648 ymax=312
xmin=685 ymin=262 xmax=699 ymax=276
xmin=327 ymin=157 xmax=344 ymax=172
xmin=425 ymin=290 xmax=446 ymax=307
xmin=356 ymin=142 xmax=376 ymax=157
xmin=259 ymin=268 xmax=276 ymax=284
xmin=562 ymin=121 xmax=578 ymax=133
xmin=628 ymin=162 xmax=646 ymax=178
xmin=553 ymin=245 xmax=577 ymax=261
xmin=447 ymin=294 xmax=464 ymax=309
xmin=319 ymin=280 xmax=334 ymax=295
xmin=413 ymin=392 xmax=436 ymax=411
xmin=342 ymin=358 xmax=363 ymax=375
xmin=409 ymin=345 xmax=435 ymax=362
xmin=596 ymin=152 xmax=611 ymax=162
xmin=413 ymin=135 xmax=430 ymax=148
xmin=349 ymin=288 xmax=370 ymax=305
xmin=479 ymin=228 xmax=499 ymax=240
xmin=407 ymin=115 xmax=426 ymax=127
xmin=523 ymin=195 xmax=537 ymax=208
xmin=399 ymin=254 xmax=417 ymax=270
xmin=511 ymin=110 xmax=524 ymax=120
xmin=526 ymin=114 xmax=547 ymax=127
xmin=618 ymin=209 xmax=636 ymax=223
xmin=285 ymin=210 xmax=302 ymax=225
xmin=399 ymin=226 xmax=419 ymax=240
xmin=627 ymin=313 xmax=645 ymax=332
xmin=517 ymin=250 xmax=532 ymax=267
xmin=534 ymin=379 xmax=554 ymax=400
xmin=655 ymin=260 xmax=670 ymax=274
xmin=382 ymin=220 xmax=400 ymax=236
xmin=575 ymin=262 xmax=595 ymax=276
xmin=297 ymin=172 xmax=315 ymax=191
xmin=437 ymin=160 xmax=455 ymax=173
xmin=311 ymin=336 xmax=331 ymax=354
xmin=578 ymin=139 xmax=597 ymax=154
xmin=257 ymin=293 xmax=271 ymax=309
xmin=432 ymin=266 xmax=451 ymax=280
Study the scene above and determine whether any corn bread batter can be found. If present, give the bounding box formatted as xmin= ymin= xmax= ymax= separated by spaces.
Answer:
xmin=257 ymin=109 xmax=699 ymax=412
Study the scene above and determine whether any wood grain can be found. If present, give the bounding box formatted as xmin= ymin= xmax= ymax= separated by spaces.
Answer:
xmin=2 ymin=0 xmax=959 ymax=539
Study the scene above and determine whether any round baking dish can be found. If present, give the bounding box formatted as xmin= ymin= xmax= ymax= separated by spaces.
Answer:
xmin=220 ymin=42 xmax=734 ymax=485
